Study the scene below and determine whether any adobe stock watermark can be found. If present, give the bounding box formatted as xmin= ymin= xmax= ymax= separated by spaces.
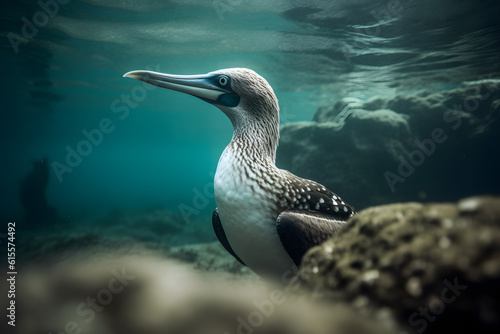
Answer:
xmin=7 ymin=0 xmax=72 ymax=54
xmin=384 ymin=76 xmax=496 ymax=192
xmin=49 ymin=267 xmax=135 ymax=334
xmin=405 ymin=276 xmax=467 ymax=334
xmin=213 ymin=0 xmax=246 ymax=21
xmin=178 ymin=171 xmax=216 ymax=225
xmin=340 ymin=0 xmax=404 ymax=63
xmin=51 ymin=64 xmax=160 ymax=183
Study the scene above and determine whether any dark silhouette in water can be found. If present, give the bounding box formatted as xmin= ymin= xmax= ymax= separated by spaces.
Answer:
xmin=20 ymin=157 xmax=58 ymax=227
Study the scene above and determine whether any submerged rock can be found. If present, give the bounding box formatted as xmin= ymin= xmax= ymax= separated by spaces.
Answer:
xmin=277 ymin=81 xmax=500 ymax=209
xmin=10 ymin=197 xmax=500 ymax=334
xmin=294 ymin=196 xmax=500 ymax=334
xmin=19 ymin=157 xmax=58 ymax=228
xmin=8 ymin=233 xmax=391 ymax=334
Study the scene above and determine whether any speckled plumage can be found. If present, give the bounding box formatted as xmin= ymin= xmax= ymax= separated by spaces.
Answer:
xmin=213 ymin=68 xmax=355 ymax=279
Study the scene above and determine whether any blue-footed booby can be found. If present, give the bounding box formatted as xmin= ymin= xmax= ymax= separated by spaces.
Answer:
xmin=123 ymin=68 xmax=355 ymax=280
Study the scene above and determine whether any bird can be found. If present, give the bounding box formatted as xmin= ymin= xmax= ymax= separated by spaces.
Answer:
xmin=123 ymin=68 xmax=355 ymax=281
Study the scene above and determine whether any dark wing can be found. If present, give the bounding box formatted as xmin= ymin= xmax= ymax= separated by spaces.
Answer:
xmin=212 ymin=208 xmax=246 ymax=266
xmin=275 ymin=171 xmax=356 ymax=266
xmin=276 ymin=210 xmax=346 ymax=266
xmin=278 ymin=170 xmax=356 ymax=218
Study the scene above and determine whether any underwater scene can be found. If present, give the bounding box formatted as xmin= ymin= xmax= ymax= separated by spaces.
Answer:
xmin=1 ymin=0 xmax=500 ymax=333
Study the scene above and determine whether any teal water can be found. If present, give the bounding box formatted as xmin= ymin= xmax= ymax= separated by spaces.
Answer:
xmin=1 ymin=0 xmax=499 ymax=226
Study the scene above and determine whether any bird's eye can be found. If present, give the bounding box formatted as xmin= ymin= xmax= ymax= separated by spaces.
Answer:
xmin=218 ymin=75 xmax=229 ymax=86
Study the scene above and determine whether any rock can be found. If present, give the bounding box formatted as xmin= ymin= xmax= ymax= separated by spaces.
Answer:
xmin=11 ymin=196 xmax=500 ymax=334
xmin=277 ymin=81 xmax=500 ymax=209
xmin=7 ymin=233 xmax=392 ymax=334
xmin=19 ymin=157 xmax=58 ymax=228
xmin=294 ymin=196 xmax=500 ymax=334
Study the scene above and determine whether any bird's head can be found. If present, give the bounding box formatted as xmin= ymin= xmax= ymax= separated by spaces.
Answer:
xmin=123 ymin=68 xmax=280 ymax=157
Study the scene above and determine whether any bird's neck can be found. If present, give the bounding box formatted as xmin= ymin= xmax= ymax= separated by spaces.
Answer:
xmin=230 ymin=121 xmax=279 ymax=164
xmin=218 ymin=103 xmax=280 ymax=164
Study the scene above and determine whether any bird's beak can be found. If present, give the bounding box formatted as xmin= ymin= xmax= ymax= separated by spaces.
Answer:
xmin=123 ymin=70 xmax=237 ymax=106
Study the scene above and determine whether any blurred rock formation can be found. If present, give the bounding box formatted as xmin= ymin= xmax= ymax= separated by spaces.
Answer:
xmin=296 ymin=196 xmax=500 ymax=334
xmin=19 ymin=157 xmax=58 ymax=228
xmin=278 ymin=81 xmax=500 ymax=209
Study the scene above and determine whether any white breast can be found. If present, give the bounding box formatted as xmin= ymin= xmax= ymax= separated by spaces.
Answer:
xmin=214 ymin=148 xmax=297 ymax=280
